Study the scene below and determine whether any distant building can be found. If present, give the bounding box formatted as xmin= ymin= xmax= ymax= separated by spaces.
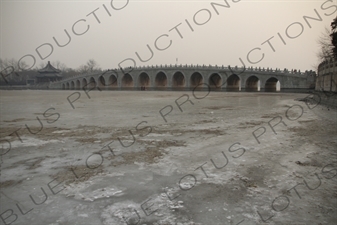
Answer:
xmin=36 ymin=61 xmax=62 ymax=83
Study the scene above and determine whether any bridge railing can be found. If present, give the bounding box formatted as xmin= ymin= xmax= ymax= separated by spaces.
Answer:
xmin=114 ymin=64 xmax=313 ymax=75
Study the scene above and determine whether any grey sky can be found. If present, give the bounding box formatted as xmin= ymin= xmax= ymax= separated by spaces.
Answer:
xmin=1 ymin=0 xmax=336 ymax=72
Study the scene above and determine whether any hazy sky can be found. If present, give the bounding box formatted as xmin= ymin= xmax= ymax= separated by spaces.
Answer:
xmin=1 ymin=0 xmax=337 ymax=72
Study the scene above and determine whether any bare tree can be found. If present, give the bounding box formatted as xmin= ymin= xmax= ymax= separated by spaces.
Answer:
xmin=0 ymin=58 xmax=4 ymax=71
xmin=331 ymin=17 xmax=337 ymax=59
xmin=77 ymin=64 xmax=88 ymax=74
xmin=77 ymin=59 xmax=101 ymax=74
xmin=317 ymin=27 xmax=334 ymax=62
xmin=87 ymin=59 xmax=100 ymax=72
xmin=0 ymin=58 xmax=29 ymax=72
xmin=0 ymin=58 xmax=29 ymax=82
xmin=17 ymin=60 xmax=29 ymax=71
xmin=52 ymin=60 xmax=68 ymax=71
xmin=35 ymin=61 xmax=46 ymax=70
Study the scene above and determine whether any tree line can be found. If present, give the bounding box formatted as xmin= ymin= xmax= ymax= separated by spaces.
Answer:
xmin=0 ymin=59 xmax=102 ymax=83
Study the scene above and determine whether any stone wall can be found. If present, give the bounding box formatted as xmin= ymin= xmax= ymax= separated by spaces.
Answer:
xmin=316 ymin=59 xmax=337 ymax=92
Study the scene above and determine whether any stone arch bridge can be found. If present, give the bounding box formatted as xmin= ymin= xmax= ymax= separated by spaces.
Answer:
xmin=49 ymin=65 xmax=316 ymax=92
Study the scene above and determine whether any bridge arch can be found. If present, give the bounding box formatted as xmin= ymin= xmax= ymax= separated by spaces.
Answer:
xmin=264 ymin=77 xmax=280 ymax=92
xmin=122 ymin=73 xmax=134 ymax=88
xmin=70 ymin=81 xmax=75 ymax=90
xmin=190 ymin=72 xmax=204 ymax=89
xmin=108 ymin=74 xmax=118 ymax=88
xmin=172 ymin=71 xmax=185 ymax=88
xmin=88 ymin=77 xmax=96 ymax=89
xmin=76 ymin=80 xmax=81 ymax=90
xmin=155 ymin=71 xmax=167 ymax=88
xmin=209 ymin=73 xmax=222 ymax=89
xmin=138 ymin=72 xmax=150 ymax=88
xmin=245 ymin=76 xmax=260 ymax=91
xmin=226 ymin=74 xmax=240 ymax=91
xmin=66 ymin=82 xmax=70 ymax=90
xmin=98 ymin=76 xmax=106 ymax=89
xmin=82 ymin=78 xmax=88 ymax=89
xmin=62 ymin=83 xmax=65 ymax=90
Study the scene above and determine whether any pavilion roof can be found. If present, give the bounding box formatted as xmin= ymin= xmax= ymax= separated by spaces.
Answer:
xmin=38 ymin=61 xmax=61 ymax=74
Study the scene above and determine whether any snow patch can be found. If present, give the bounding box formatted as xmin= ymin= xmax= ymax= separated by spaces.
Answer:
xmin=10 ymin=136 xmax=62 ymax=148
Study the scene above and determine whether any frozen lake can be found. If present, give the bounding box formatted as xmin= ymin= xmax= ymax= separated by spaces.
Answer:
xmin=0 ymin=90 xmax=336 ymax=225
